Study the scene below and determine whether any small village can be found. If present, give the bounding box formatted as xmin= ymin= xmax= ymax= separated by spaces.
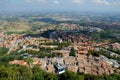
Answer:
xmin=0 ymin=1 xmax=120 ymax=79
xmin=0 ymin=30 xmax=120 ymax=75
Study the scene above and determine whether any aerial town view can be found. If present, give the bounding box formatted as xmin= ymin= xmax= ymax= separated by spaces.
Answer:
xmin=0 ymin=0 xmax=120 ymax=80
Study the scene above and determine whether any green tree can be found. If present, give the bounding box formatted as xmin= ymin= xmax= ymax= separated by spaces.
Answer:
xmin=32 ymin=66 xmax=44 ymax=80
xmin=16 ymin=65 xmax=32 ymax=80
xmin=44 ymin=73 xmax=58 ymax=80
xmin=59 ymin=70 xmax=83 ymax=80
xmin=69 ymin=47 xmax=75 ymax=56
xmin=25 ymin=57 xmax=33 ymax=68
xmin=0 ymin=47 xmax=9 ymax=56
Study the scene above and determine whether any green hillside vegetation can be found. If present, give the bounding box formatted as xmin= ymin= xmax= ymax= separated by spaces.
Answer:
xmin=0 ymin=64 xmax=120 ymax=80
xmin=4 ymin=21 xmax=31 ymax=32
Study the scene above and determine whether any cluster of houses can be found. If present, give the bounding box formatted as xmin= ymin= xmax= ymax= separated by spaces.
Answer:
xmin=111 ymin=42 xmax=120 ymax=50
xmin=1 ymin=31 xmax=120 ymax=75
xmin=9 ymin=54 xmax=120 ymax=75
xmin=0 ymin=31 xmax=49 ymax=53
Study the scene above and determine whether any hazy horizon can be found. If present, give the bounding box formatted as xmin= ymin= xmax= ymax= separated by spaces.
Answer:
xmin=0 ymin=0 xmax=120 ymax=14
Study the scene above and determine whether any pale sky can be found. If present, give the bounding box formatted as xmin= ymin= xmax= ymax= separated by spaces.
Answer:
xmin=0 ymin=0 xmax=120 ymax=13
